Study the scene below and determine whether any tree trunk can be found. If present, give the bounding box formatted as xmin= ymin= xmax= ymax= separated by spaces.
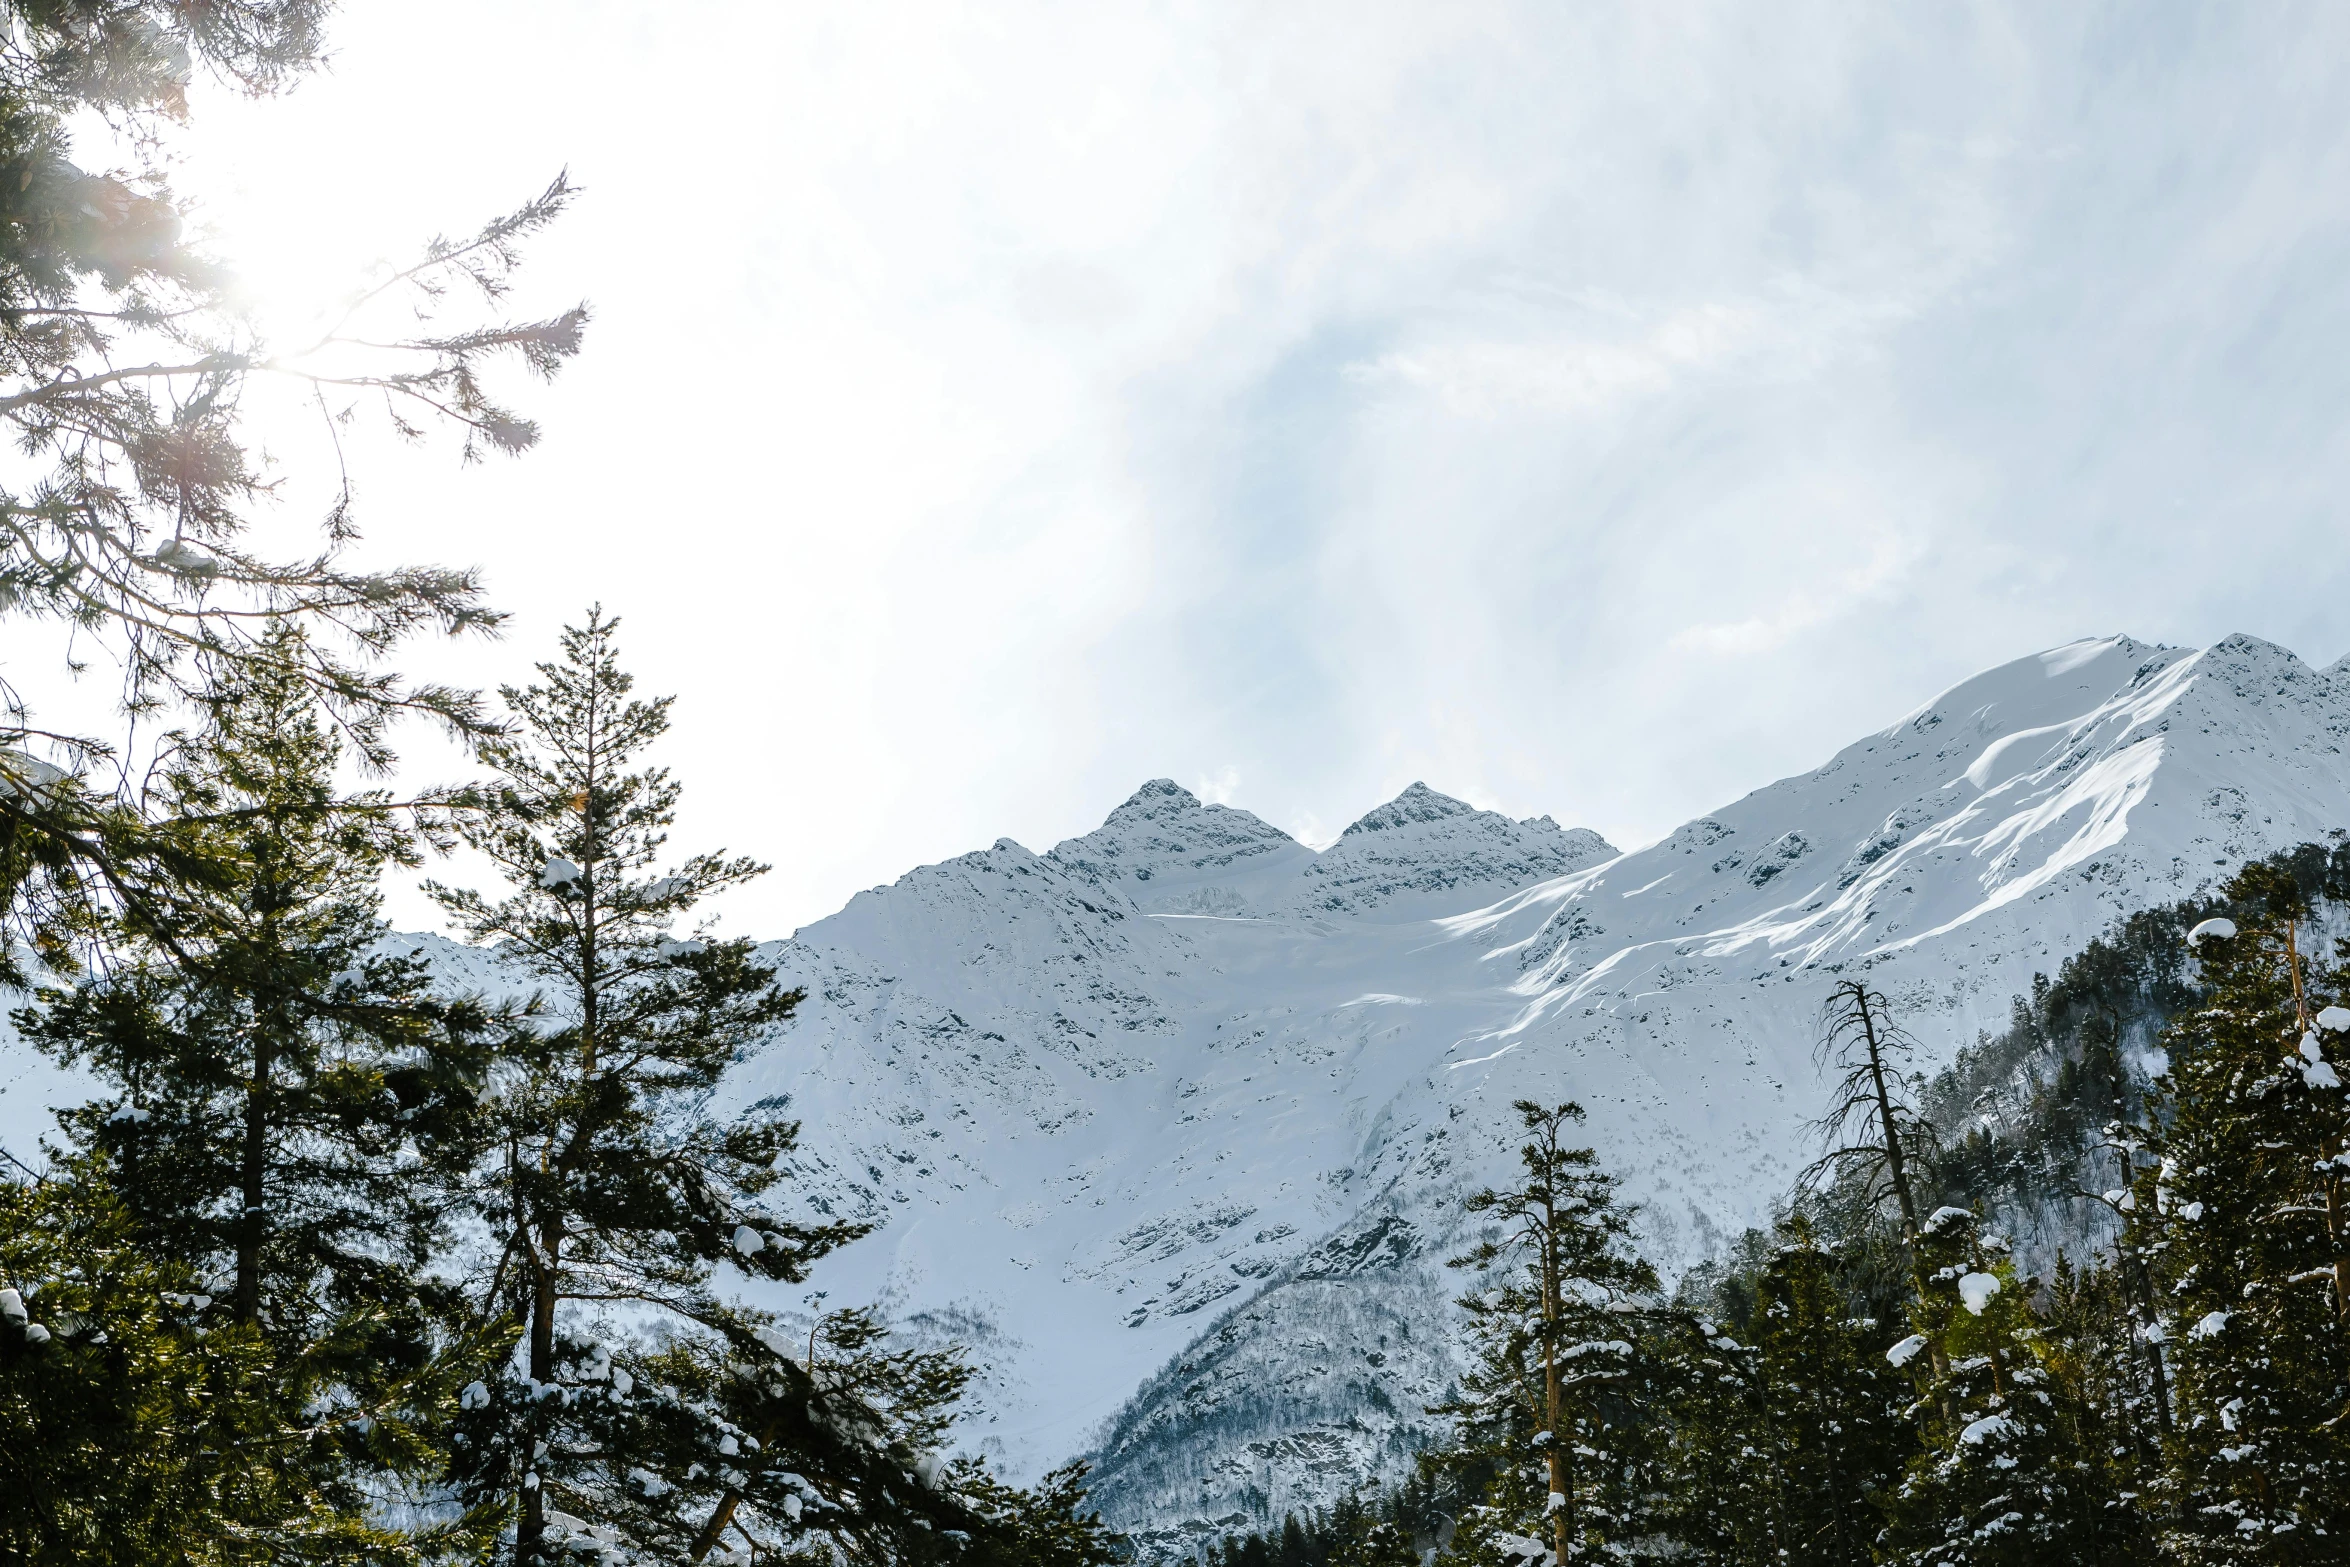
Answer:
xmin=234 ymin=1026 xmax=273 ymax=1324
xmin=689 ymin=1487 xmax=744 ymax=1562
xmin=2131 ymin=1250 xmax=2174 ymax=1436
xmin=2326 ymin=1163 xmax=2350 ymax=1332
xmin=1543 ymin=1228 xmax=1570 ymax=1566
xmin=2287 ymin=919 xmax=2311 ymax=1031
xmin=690 ymin=1412 xmax=781 ymax=1561
xmin=1851 ymin=986 xmax=1922 ymax=1245
xmin=519 ymin=1216 xmax=560 ymax=1562
xmin=1846 ymin=983 xmax=1946 ymax=1387
xmin=579 ymin=876 xmax=599 ymax=1076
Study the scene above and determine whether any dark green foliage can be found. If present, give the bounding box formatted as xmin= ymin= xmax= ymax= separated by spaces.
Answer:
xmin=15 ymin=642 xmax=500 ymax=1558
xmin=1659 ymin=1212 xmax=1908 ymax=1565
xmin=2127 ymin=860 xmax=2350 ymax=1560
xmin=1438 ymin=1100 xmax=1661 ymax=1566
xmin=2035 ymin=1254 xmax=2163 ymax=1554
xmin=459 ymin=1304 xmax=997 ymax=1565
xmin=955 ymin=1460 xmax=1130 ymax=1567
xmin=1202 ymin=1475 xmax=1454 ymax=1567
xmin=0 ymin=1158 xmax=459 ymax=1564
xmin=27 ymin=634 xmax=490 ymax=1326
xmin=434 ymin=610 xmax=983 ymax=1564
xmin=1876 ymin=1207 xmax=2125 ymax=1566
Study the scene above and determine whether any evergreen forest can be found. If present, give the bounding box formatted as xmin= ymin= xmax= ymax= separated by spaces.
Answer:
xmin=1198 ymin=846 xmax=2350 ymax=1567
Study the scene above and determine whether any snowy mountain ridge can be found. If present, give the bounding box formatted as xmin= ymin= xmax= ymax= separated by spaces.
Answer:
xmin=703 ymin=632 xmax=2350 ymax=1554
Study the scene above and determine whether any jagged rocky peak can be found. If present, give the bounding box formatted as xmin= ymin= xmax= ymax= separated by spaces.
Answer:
xmin=1048 ymin=778 xmax=1314 ymax=912
xmin=1297 ymin=781 xmax=1617 ymax=916
xmin=1105 ymin=777 xmax=1206 ymax=823
xmin=2188 ymin=632 xmax=2339 ymax=709
xmin=1339 ymin=779 xmax=1478 ymax=835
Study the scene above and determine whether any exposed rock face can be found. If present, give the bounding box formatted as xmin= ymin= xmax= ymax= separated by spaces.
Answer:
xmin=1296 ymin=782 xmax=1616 ymax=915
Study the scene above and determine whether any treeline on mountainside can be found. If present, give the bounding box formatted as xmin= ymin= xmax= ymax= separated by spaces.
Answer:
xmin=0 ymin=8 xmax=1124 ymax=1563
xmin=1200 ymin=839 xmax=2350 ymax=1567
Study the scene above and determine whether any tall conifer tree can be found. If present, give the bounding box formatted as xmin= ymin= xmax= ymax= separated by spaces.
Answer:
xmin=2134 ymin=863 xmax=2350 ymax=1559
xmin=19 ymin=630 xmax=498 ymax=1557
xmin=1658 ymin=1215 xmax=1904 ymax=1566
xmin=434 ymin=610 xmax=981 ymax=1564
xmin=1440 ymin=1101 xmax=1657 ymax=1566
xmin=1878 ymin=1206 xmax=2111 ymax=1565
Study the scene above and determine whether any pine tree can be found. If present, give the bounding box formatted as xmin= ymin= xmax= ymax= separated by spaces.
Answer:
xmin=1205 ymin=1476 xmax=1464 ymax=1567
xmin=1441 ymin=1100 xmax=1659 ymax=1566
xmin=1756 ymin=1216 xmax=1913 ymax=1561
xmin=1318 ymin=1488 xmax=1417 ymax=1567
xmin=0 ymin=0 xmax=584 ymax=960
xmin=1877 ymin=1206 xmax=2111 ymax=1565
xmin=2034 ymin=1252 xmax=2157 ymax=1557
xmin=2081 ymin=1127 xmax=2177 ymax=1449
xmin=2134 ymin=862 xmax=2350 ymax=1559
xmin=0 ymin=1160 xmax=291 ymax=1564
xmin=946 ymin=1459 xmax=1127 ymax=1567
xmin=1645 ymin=1286 xmax=1776 ymax=1566
xmin=433 ymin=610 xmax=977 ymax=1564
xmin=18 ymin=636 xmax=498 ymax=1556
xmin=1660 ymin=1213 xmax=1907 ymax=1566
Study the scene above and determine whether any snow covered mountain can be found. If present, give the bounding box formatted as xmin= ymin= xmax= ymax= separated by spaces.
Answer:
xmin=704 ymin=632 xmax=2350 ymax=1553
xmin=5 ymin=631 xmax=2346 ymax=1556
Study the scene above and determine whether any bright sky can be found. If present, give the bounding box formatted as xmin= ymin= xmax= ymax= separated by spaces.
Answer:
xmin=37 ymin=2 xmax=2350 ymax=937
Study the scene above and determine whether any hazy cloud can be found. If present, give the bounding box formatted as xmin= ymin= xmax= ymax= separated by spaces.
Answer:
xmin=36 ymin=0 xmax=2349 ymax=936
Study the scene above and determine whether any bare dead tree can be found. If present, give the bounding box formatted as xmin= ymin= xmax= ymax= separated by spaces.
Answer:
xmin=1804 ymin=979 xmax=1938 ymax=1248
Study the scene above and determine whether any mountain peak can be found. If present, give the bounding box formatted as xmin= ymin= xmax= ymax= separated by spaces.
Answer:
xmin=1340 ymin=781 xmax=1474 ymax=837
xmin=1106 ymin=779 xmax=1203 ymax=824
xmin=2207 ymin=631 xmax=2295 ymax=660
xmin=1045 ymin=779 xmax=1307 ymax=909
xmin=1301 ymin=784 xmax=1616 ymax=914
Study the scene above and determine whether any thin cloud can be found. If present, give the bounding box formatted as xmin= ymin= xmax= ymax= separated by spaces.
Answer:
xmin=123 ymin=1 xmax=2350 ymax=935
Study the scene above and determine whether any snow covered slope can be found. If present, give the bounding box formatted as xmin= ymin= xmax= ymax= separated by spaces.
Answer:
xmin=717 ymin=779 xmax=1619 ymax=1472
xmin=705 ymin=632 xmax=2350 ymax=1553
